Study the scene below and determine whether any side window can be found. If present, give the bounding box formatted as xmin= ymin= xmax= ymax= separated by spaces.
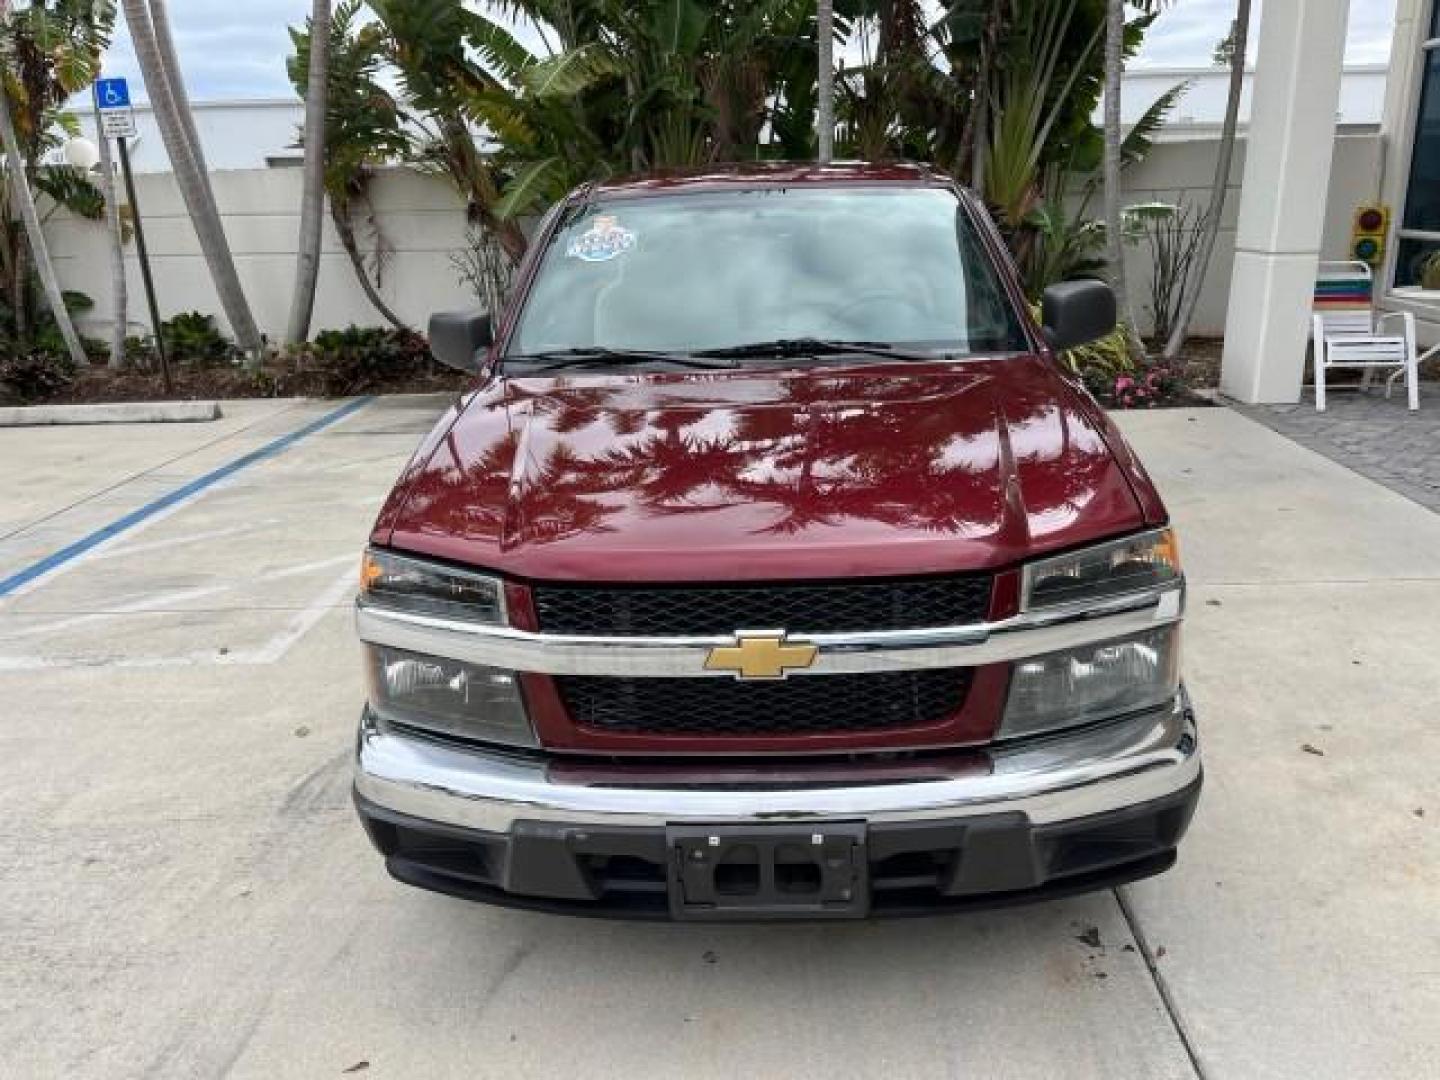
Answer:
xmin=956 ymin=207 xmax=1027 ymax=351
xmin=1394 ymin=7 xmax=1440 ymax=286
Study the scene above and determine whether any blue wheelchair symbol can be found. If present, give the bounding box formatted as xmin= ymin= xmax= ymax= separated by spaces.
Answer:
xmin=95 ymin=78 xmax=131 ymax=109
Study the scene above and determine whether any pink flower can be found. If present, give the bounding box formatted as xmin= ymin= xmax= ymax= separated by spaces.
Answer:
xmin=1115 ymin=376 xmax=1136 ymax=392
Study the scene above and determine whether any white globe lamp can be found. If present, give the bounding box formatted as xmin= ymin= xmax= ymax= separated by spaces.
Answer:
xmin=64 ymin=137 xmax=101 ymax=171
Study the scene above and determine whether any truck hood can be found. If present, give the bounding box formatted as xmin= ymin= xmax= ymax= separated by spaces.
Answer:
xmin=382 ymin=359 xmax=1149 ymax=582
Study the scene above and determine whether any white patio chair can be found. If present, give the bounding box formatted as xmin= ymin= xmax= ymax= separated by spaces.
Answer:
xmin=1311 ymin=261 xmax=1419 ymax=412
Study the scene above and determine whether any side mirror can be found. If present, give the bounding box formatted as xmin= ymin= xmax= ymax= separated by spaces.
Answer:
xmin=428 ymin=309 xmax=494 ymax=373
xmin=1040 ymin=280 xmax=1117 ymax=353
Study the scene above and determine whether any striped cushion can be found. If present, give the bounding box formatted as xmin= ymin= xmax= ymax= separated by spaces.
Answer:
xmin=1314 ymin=278 xmax=1372 ymax=308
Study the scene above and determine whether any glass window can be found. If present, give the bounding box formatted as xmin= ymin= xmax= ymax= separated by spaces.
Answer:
xmin=1394 ymin=236 xmax=1440 ymax=288
xmin=1431 ymin=0 xmax=1439 ymax=38
xmin=1402 ymin=50 xmax=1440 ymax=233
xmin=507 ymin=187 xmax=1027 ymax=358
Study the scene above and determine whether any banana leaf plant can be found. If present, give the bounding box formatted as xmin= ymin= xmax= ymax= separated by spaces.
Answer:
xmin=0 ymin=0 xmax=114 ymax=356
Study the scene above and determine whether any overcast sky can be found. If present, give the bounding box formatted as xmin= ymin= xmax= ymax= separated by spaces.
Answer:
xmin=99 ymin=1 xmax=1400 ymax=103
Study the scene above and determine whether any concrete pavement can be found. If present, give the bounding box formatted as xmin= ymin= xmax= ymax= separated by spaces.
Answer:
xmin=0 ymin=397 xmax=1435 ymax=1078
xmin=1117 ymin=407 xmax=1440 ymax=1080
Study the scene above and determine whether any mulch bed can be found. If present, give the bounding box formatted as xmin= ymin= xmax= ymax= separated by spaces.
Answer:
xmin=1076 ymin=336 xmax=1221 ymax=410
xmin=34 ymin=361 xmax=472 ymax=406
xmin=1168 ymin=337 xmax=1222 ymax=391
xmin=1160 ymin=334 xmax=1440 ymax=394
xmin=11 ymin=338 xmax=1235 ymax=409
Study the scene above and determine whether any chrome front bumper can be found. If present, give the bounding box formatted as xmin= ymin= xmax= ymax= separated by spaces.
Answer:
xmin=355 ymin=689 xmax=1199 ymax=835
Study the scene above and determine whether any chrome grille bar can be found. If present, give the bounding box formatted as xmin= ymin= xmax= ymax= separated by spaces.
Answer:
xmin=355 ymin=586 xmax=1183 ymax=678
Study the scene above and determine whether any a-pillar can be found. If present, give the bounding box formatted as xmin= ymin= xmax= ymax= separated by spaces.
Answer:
xmin=1220 ymin=0 xmax=1352 ymax=403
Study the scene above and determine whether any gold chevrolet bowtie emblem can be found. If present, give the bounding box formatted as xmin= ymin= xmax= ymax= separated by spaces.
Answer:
xmin=705 ymin=632 xmax=819 ymax=680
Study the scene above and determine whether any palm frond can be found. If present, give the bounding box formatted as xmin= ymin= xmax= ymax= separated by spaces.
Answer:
xmin=460 ymin=9 xmax=540 ymax=84
xmin=34 ymin=166 xmax=104 ymax=221
xmin=518 ymin=43 xmax=619 ymax=99
xmin=1122 ymin=80 xmax=1190 ymax=168
xmin=494 ymin=157 xmax=568 ymax=220
xmin=649 ymin=0 xmax=711 ymax=56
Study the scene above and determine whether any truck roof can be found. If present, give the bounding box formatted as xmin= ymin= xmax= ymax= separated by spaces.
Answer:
xmin=580 ymin=161 xmax=956 ymax=201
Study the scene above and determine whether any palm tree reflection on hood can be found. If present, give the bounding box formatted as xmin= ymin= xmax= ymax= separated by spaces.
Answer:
xmin=401 ymin=367 xmax=1116 ymax=548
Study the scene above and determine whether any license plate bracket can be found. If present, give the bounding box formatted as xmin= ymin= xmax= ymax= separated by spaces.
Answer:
xmin=666 ymin=822 xmax=869 ymax=920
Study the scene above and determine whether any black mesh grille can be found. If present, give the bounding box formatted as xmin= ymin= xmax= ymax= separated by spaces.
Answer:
xmin=532 ymin=576 xmax=992 ymax=636
xmin=556 ymin=670 xmax=972 ymax=736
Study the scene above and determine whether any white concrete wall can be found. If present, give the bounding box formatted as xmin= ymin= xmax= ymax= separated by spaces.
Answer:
xmin=1116 ymin=129 xmax=1383 ymax=336
xmin=42 ymin=132 xmax=1383 ymax=345
xmin=45 ymin=167 xmax=477 ymax=343
xmin=58 ymin=100 xmax=306 ymax=174
xmin=1117 ymin=64 xmax=1386 ymax=132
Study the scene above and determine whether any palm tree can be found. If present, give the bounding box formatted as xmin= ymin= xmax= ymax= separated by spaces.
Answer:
xmin=92 ymin=88 xmax=127 ymax=367
xmin=1102 ymin=0 xmax=1142 ymax=361
xmin=121 ymin=0 xmax=264 ymax=362
xmin=147 ymin=0 xmax=210 ymax=187
xmin=1162 ymin=0 xmax=1252 ymax=360
xmin=287 ymin=1 xmax=412 ymax=330
xmin=817 ymin=0 xmax=834 ymax=161
xmin=286 ymin=0 xmax=330 ymax=345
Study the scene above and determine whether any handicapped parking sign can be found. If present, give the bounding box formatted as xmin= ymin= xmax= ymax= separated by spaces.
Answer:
xmin=94 ymin=78 xmax=137 ymax=139
xmin=95 ymin=78 xmax=131 ymax=109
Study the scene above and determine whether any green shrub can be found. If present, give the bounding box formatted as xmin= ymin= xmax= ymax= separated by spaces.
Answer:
xmin=1058 ymin=324 xmax=1137 ymax=382
xmin=122 ymin=334 xmax=159 ymax=370
xmin=0 ymin=352 xmax=79 ymax=403
xmin=290 ymin=326 xmax=432 ymax=396
xmin=3 ymin=291 xmax=107 ymax=366
xmin=29 ymin=324 xmax=108 ymax=365
xmin=1026 ymin=302 xmax=1190 ymax=408
xmin=160 ymin=311 xmax=236 ymax=366
xmin=117 ymin=312 xmax=236 ymax=371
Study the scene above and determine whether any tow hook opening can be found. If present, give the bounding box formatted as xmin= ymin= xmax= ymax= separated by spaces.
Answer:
xmin=714 ymin=846 xmax=761 ymax=895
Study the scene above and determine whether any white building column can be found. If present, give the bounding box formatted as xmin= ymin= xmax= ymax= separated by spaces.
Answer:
xmin=1220 ymin=0 xmax=1352 ymax=404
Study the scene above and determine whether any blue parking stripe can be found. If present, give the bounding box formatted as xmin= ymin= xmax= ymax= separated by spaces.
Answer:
xmin=0 ymin=396 xmax=373 ymax=599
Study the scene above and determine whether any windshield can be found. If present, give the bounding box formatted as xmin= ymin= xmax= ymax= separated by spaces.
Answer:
xmin=506 ymin=187 xmax=1028 ymax=359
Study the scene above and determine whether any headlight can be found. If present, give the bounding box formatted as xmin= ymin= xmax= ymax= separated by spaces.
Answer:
xmin=999 ymin=626 xmax=1180 ymax=740
xmin=360 ymin=547 xmax=505 ymax=622
xmin=366 ymin=644 xmax=537 ymax=747
xmin=1022 ymin=528 xmax=1181 ymax=612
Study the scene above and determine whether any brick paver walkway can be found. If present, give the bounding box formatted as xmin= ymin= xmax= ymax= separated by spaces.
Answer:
xmin=1239 ymin=383 xmax=1440 ymax=512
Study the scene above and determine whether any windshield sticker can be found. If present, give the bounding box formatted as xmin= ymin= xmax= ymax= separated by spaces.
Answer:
xmin=566 ymin=215 xmax=636 ymax=262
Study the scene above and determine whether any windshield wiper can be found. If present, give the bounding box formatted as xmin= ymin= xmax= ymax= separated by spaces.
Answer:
xmin=504 ymin=347 xmax=737 ymax=372
xmin=692 ymin=337 xmax=943 ymax=362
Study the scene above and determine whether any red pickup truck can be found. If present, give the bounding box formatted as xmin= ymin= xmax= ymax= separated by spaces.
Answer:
xmin=353 ymin=163 xmax=1200 ymax=920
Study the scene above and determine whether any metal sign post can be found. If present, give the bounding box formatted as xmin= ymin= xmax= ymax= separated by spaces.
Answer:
xmin=94 ymin=78 xmax=170 ymax=392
